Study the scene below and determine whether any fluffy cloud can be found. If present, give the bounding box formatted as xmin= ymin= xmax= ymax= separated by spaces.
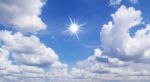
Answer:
xmin=71 ymin=49 xmax=150 ymax=81
xmin=0 ymin=0 xmax=47 ymax=32
xmin=0 ymin=30 xmax=70 ymax=82
xmin=0 ymin=30 xmax=59 ymax=66
xmin=71 ymin=5 xmax=150 ymax=81
xmin=100 ymin=5 xmax=150 ymax=63
xmin=0 ymin=0 xmax=71 ymax=81
xmin=0 ymin=0 xmax=148 ymax=81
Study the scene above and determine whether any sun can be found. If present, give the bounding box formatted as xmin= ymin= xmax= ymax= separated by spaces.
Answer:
xmin=69 ymin=23 xmax=79 ymax=33
xmin=64 ymin=17 xmax=85 ymax=40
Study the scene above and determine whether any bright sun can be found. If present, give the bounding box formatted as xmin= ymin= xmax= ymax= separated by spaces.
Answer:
xmin=69 ymin=23 xmax=79 ymax=34
xmin=64 ymin=17 xmax=85 ymax=40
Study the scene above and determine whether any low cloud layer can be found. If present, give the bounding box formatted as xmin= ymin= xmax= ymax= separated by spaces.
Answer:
xmin=71 ymin=49 xmax=150 ymax=81
xmin=0 ymin=0 xmax=47 ymax=32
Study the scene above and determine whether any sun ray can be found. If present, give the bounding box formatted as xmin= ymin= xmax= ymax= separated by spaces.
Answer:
xmin=69 ymin=16 xmax=73 ymax=24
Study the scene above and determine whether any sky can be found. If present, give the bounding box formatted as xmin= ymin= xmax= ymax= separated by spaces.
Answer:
xmin=39 ymin=0 xmax=112 ymax=65
xmin=0 ymin=0 xmax=150 ymax=82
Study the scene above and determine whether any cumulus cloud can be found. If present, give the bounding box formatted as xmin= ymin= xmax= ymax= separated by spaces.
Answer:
xmin=71 ymin=5 xmax=150 ymax=81
xmin=0 ymin=0 xmax=47 ymax=32
xmin=0 ymin=0 xmax=148 ymax=81
xmin=100 ymin=5 xmax=150 ymax=63
xmin=0 ymin=0 xmax=71 ymax=82
xmin=0 ymin=30 xmax=70 ymax=82
xmin=0 ymin=0 xmax=71 ymax=81
xmin=0 ymin=30 xmax=60 ymax=66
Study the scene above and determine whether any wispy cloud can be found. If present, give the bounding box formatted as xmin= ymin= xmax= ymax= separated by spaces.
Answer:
xmin=109 ymin=0 xmax=139 ymax=6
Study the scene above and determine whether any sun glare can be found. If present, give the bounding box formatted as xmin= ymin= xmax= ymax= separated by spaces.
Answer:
xmin=69 ymin=23 xmax=79 ymax=33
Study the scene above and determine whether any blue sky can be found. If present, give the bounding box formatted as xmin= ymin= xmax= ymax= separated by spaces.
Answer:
xmin=40 ymin=0 xmax=115 ymax=65
xmin=37 ymin=0 xmax=150 ymax=65
xmin=0 ymin=0 xmax=150 ymax=81
xmin=39 ymin=0 xmax=112 ymax=65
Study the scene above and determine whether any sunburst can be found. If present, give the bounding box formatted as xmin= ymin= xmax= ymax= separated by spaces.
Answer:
xmin=64 ymin=17 xmax=85 ymax=40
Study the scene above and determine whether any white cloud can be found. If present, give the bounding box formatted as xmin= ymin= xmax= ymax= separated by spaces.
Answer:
xmin=109 ymin=0 xmax=122 ymax=6
xmin=0 ymin=30 xmax=70 ymax=82
xmin=71 ymin=5 xmax=150 ymax=81
xmin=0 ymin=0 xmax=71 ymax=81
xmin=109 ymin=0 xmax=139 ymax=6
xmin=0 ymin=0 xmax=47 ymax=33
xmin=0 ymin=30 xmax=59 ymax=66
xmin=130 ymin=0 xmax=138 ymax=4
xmin=0 ymin=31 xmax=68 ymax=69
xmin=0 ymin=48 xmax=9 ymax=70
xmin=0 ymin=0 xmax=147 ymax=81
xmin=144 ymin=49 xmax=150 ymax=58
xmin=100 ymin=5 xmax=150 ymax=63
xmin=0 ymin=0 xmax=70 ymax=79
xmin=0 ymin=64 xmax=46 ymax=82
xmin=71 ymin=49 xmax=150 ymax=81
